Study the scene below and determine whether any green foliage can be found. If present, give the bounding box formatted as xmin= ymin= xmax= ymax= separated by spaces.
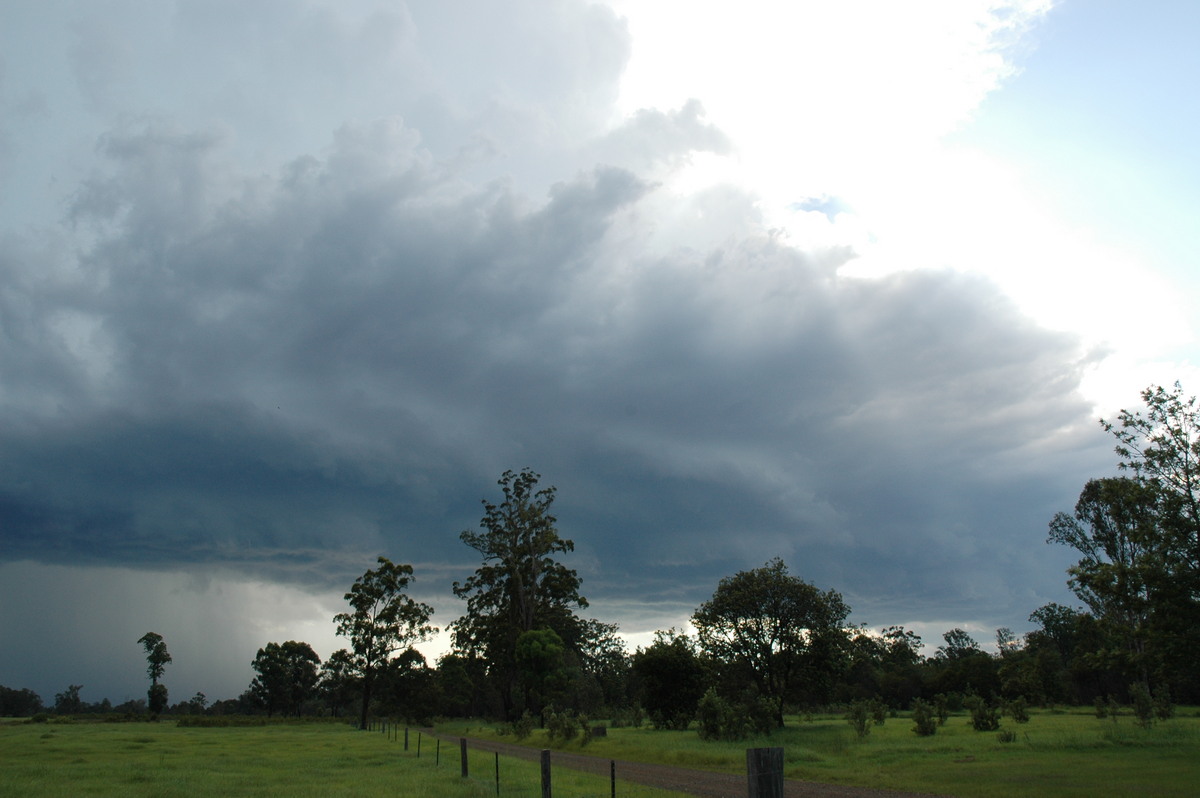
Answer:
xmin=997 ymin=728 xmax=1017 ymax=743
xmin=137 ymin=633 xmax=172 ymax=686
xmin=451 ymin=469 xmax=595 ymax=720
xmin=933 ymin=693 xmax=951 ymax=725
xmin=508 ymin=710 xmax=535 ymax=740
xmin=542 ymin=706 xmax=580 ymax=744
xmin=694 ymin=687 xmax=775 ymax=741
xmin=966 ymin=695 xmax=1001 ymax=731
xmin=845 ymin=700 xmax=872 ymax=740
xmin=632 ymin=629 xmax=706 ymax=731
xmin=1004 ymin=696 xmax=1030 ymax=723
xmin=910 ymin=698 xmax=938 ymax=736
xmin=695 ymin=687 xmax=731 ymax=741
xmin=0 ymin=685 xmax=44 ymax=717
xmin=333 ymin=557 xmax=436 ymax=730
xmin=147 ymin=683 xmax=169 ymax=717
xmin=250 ymin=641 xmax=321 ymax=718
xmin=53 ymin=684 xmax=84 ymax=715
xmin=608 ymin=704 xmax=645 ymax=728
xmin=1154 ymin=687 xmax=1175 ymax=720
xmin=1130 ymin=682 xmax=1155 ymax=728
xmin=692 ymin=558 xmax=849 ymax=725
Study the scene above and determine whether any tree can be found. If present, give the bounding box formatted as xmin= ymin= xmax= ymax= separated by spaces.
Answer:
xmin=451 ymin=468 xmax=589 ymax=719
xmin=334 ymin=557 xmax=435 ymax=730
xmin=137 ymin=632 xmax=172 ymax=716
xmin=53 ymin=684 xmax=84 ymax=715
xmin=930 ymin=628 xmax=999 ymax=698
xmin=0 ymin=685 xmax=44 ymax=717
xmin=1102 ymin=382 xmax=1200 ymax=694
xmin=250 ymin=640 xmax=322 ymax=717
xmin=631 ymin=629 xmax=708 ymax=730
xmin=318 ymin=648 xmax=360 ymax=717
xmin=692 ymin=558 xmax=850 ymax=727
xmin=1048 ymin=477 xmax=1157 ymax=685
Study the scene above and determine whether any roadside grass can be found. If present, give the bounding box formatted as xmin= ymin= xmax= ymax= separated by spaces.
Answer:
xmin=0 ymin=719 xmax=685 ymax=798
xmin=438 ymin=707 xmax=1200 ymax=797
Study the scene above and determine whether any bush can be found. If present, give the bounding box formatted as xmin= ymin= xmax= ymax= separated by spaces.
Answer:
xmin=997 ymin=729 xmax=1017 ymax=743
xmin=1153 ymin=687 xmax=1174 ymax=721
xmin=509 ymin=711 xmax=535 ymax=740
xmin=543 ymin=708 xmax=580 ymax=744
xmin=1004 ymin=696 xmax=1030 ymax=723
xmin=970 ymin=701 xmax=1001 ymax=732
xmin=870 ymin=700 xmax=887 ymax=726
xmin=911 ymin=699 xmax=937 ymax=736
xmin=933 ymin=694 xmax=950 ymax=725
xmin=1094 ymin=696 xmax=1108 ymax=719
xmin=1130 ymin=683 xmax=1154 ymax=729
xmin=845 ymin=701 xmax=871 ymax=740
xmin=609 ymin=705 xmax=645 ymax=729
xmin=696 ymin=688 xmax=733 ymax=741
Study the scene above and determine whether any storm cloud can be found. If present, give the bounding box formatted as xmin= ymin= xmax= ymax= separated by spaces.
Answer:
xmin=0 ymin=0 xmax=1116 ymax=702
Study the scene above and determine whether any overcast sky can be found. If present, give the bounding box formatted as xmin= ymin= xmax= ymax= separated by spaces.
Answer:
xmin=2 ymin=0 xmax=1197 ymax=706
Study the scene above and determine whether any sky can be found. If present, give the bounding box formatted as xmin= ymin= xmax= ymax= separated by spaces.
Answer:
xmin=1 ymin=0 xmax=1197 ymax=706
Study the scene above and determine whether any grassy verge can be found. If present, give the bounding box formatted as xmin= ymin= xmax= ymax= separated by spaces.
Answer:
xmin=0 ymin=719 xmax=685 ymax=798
xmin=437 ymin=707 xmax=1200 ymax=797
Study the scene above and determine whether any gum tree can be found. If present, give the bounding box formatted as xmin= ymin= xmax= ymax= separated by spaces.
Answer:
xmin=334 ymin=557 xmax=435 ymax=730
xmin=137 ymin=632 xmax=172 ymax=717
xmin=451 ymin=468 xmax=589 ymax=719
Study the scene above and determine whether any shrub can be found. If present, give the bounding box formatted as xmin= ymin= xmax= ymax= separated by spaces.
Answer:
xmin=609 ymin=705 xmax=645 ymax=729
xmin=845 ymin=701 xmax=871 ymax=740
xmin=997 ymin=729 xmax=1017 ymax=743
xmin=543 ymin=708 xmax=579 ymax=744
xmin=1094 ymin=696 xmax=1108 ymax=719
xmin=970 ymin=701 xmax=1001 ymax=732
xmin=744 ymin=695 xmax=777 ymax=737
xmin=696 ymin=688 xmax=734 ymax=741
xmin=933 ymin=693 xmax=950 ymax=726
xmin=1130 ymin=683 xmax=1154 ymax=729
xmin=870 ymin=700 xmax=887 ymax=726
xmin=1004 ymin=696 xmax=1030 ymax=723
xmin=509 ymin=711 xmax=534 ymax=740
xmin=911 ymin=699 xmax=937 ymax=736
xmin=1153 ymin=687 xmax=1174 ymax=721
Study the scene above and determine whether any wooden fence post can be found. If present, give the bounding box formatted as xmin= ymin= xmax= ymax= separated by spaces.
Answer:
xmin=540 ymin=748 xmax=552 ymax=798
xmin=460 ymin=738 xmax=469 ymax=779
xmin=746 ymin=747 xmax=784 ymax=798
xmin=404 ymin=726 xmax=409 ymax=751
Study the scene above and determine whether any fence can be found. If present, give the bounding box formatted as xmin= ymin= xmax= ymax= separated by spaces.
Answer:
xmin=357 ymin=720 xmax=785 ymax=798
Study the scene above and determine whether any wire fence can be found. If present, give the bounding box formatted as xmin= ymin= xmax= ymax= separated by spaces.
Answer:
xmin=357 ymin=719 xmax=697 ymax=798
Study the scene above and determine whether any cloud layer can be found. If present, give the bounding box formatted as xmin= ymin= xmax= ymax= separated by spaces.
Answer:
xmin=0 ymin=0 xmax=1114 ymax=701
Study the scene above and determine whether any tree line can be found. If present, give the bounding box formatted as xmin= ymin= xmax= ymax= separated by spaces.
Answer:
xmin=4 ymin=383 xmax=1198 ymax=732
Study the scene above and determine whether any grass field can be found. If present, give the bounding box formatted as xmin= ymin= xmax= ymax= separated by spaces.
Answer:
xmin=439 ymin=707 xmax=1200 ymax=797
xmin=0 ymin=718 xmax=684 ymax=798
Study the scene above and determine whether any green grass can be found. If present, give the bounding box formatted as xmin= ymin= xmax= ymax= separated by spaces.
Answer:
xmin=438 ymin=708 xmax=1200 ymax=797
xmin=0 ymin=719 xmax=684 ymax=798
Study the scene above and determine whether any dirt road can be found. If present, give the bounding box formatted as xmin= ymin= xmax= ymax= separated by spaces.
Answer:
xmin=422 ymin=731 xmax=946 ymax=798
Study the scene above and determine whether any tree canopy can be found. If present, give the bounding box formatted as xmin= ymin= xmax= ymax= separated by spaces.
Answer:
xmin=692 ymin=558 xmax=849 ymax=726
xmin=334 ymin=556 xmax=435 ymax=730
xmin=451 ymin=468 xmax=590 ymax=719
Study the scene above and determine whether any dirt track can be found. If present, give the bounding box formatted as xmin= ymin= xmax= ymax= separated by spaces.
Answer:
xmin=421 ymin=731 xmax=947 ymax=798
